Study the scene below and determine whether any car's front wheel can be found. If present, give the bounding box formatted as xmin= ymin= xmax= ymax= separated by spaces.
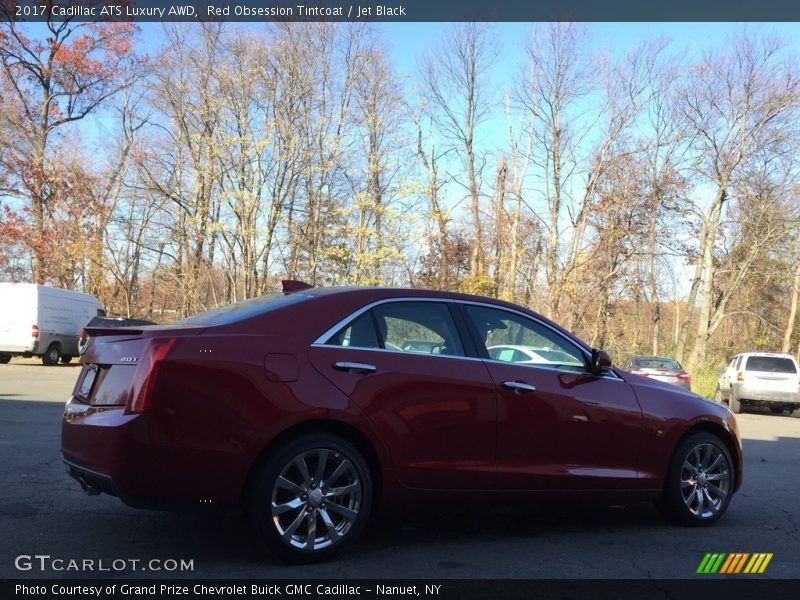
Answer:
xmin=658 ymin=432 xmax=734 ymax=526
xmin=0 ymin=353 xmax=10 ymax=364
xmin=248 ymin=433 xmax=372 ymax=563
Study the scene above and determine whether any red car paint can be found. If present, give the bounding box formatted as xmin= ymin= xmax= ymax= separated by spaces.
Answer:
xmin=61 ymin=287 xmax=742 ymax=511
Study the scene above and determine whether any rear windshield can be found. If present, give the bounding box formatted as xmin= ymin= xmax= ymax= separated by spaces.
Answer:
xmin=633 ymin=357 xmax=682 ymax=370
xmin=744 ymin=356 xmax=797 ymax=373
xmin=169 ymin=293 xmax=311 ymax=327
xmin=87 ymin=317 xmax=155 ymax=328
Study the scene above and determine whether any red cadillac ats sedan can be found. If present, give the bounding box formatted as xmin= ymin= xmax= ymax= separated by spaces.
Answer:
xmin=62 ymin=285 xmax=742 ymax=562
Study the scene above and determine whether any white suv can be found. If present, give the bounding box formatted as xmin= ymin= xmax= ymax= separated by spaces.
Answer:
xmin=715 ymin=352 xmax=800 ymax=417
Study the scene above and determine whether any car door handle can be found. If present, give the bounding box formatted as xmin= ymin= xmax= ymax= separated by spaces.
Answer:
xmin=333 ymin=361 xmax=377 ymax=373
xmin=502 ymin=380 xmax=537 ymax=393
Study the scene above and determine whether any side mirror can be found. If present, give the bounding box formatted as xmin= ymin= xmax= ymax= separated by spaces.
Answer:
xmin=591 ymin=348 xmax=613 ymax=375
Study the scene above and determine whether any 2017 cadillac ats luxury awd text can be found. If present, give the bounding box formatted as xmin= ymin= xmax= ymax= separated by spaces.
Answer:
xmin=62 ymin=283 xmax=742 ymax=562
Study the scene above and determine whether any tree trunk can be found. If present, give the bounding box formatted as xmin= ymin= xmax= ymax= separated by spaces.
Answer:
xmin=782 ymin=257 xmax=800 ymax=352
xmin=685 ymin=187 xmax=727 ymax=372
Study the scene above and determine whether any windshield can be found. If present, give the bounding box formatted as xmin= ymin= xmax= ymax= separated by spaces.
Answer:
xmin=633 ymin=357 xmax=682 ymax=370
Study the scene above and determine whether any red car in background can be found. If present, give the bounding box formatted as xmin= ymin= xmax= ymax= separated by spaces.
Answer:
xmin=62 ymin=284 xmax=742 ymax=562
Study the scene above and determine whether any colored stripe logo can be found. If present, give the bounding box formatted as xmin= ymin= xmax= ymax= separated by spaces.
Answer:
xmin=697 ymin=553 xmax=773 ymax=574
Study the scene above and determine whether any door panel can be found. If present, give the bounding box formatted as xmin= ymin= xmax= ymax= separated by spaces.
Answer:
xmin=460 ymin=303 xmax=643 ymax=491
xmin=486 ymin=361 xmax=643 ymax=490
xmin=309 ymin=346 xmax=496 ymax=489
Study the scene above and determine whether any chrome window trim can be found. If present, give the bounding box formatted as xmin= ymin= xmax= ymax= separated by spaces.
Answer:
xmin=311 ymin=296 xmax=622 ymax=381
xmin=309 ymin=343 xmax=485 ymax=363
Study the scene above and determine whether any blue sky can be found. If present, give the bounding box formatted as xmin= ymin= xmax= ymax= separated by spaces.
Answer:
xmin=135 ymin=21 xmax=800 ymax=77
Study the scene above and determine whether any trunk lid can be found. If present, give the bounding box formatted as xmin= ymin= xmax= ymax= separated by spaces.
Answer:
xmin=73 ymin=326 xmax=201 ymax=409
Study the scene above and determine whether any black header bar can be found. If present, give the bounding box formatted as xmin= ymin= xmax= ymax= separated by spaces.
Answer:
xmin=4 ymin=0 xmax=800 ymax=23
xmin=4 ymin=579 xmax=800 ymax=600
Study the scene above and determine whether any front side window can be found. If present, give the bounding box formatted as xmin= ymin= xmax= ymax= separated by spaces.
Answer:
xmin=325 ymin=301 xmax=465 ymax=357
xmin=465 ymin=305 xmax=586 ymax=371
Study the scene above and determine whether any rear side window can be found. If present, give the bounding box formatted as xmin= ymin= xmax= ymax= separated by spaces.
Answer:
xmin=744 ymin=356 xmax=797 ymax=373
xmin=325 ymin=301 xmax=466 ymax=357
xmin=327 ymin=313 xmax=380 ymax=348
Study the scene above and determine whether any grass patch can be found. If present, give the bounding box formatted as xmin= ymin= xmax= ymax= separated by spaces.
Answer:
xmin=691 ymin=364 xmax=722 ymax=399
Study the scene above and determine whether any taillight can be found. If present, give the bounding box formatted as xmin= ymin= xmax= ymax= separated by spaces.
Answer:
xmin=630 ymin=370 xmax=650 ymax=377
xmin=126 ymin=338 xmax=176 ymax=414
xmin=31 ymin=324 xmax=39 ymax=338
xmin=677 ymin=373 xmax=691 ymax=382
xmin=736 ymin=371 xmax=745 ymax=382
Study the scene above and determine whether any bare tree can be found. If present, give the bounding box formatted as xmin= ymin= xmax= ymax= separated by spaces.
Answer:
xmin=421 ymin=23 xmax=498 ymax=288
xmin=678 ymin=31 xmax=800 ymax=370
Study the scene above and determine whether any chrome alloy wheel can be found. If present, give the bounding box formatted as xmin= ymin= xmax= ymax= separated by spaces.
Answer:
xmin=681 ymin=442 xmax=731 ymax=519
xmin=270 ymin=449 xmax=362 ymax=551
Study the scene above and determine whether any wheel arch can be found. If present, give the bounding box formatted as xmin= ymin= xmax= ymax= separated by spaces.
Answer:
xmin=672 ymin=420 xmax=742 ymax=493
xmin=240 ymin=419 xmax=384 ymax=512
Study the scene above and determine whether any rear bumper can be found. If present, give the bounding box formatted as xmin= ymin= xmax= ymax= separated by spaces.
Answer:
xmin=734 ymin=384 xmax=800 ymax=405
xmin=61 ymin=397 xmax=246 ymax=510
xmin=649 ymin=376 xmax=691 ymax=391
xmin=63 ymin=456 xmax=120 ymax=497
xmin=0 ymin=341 xmax=37 ymax=354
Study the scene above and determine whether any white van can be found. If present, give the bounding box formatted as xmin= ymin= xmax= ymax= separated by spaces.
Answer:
xmin=0 ymin=283 xmax=104 ymax=366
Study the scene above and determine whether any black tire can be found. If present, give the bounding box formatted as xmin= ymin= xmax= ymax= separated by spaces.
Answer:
xmin=657 ymin=432 xmax=734 ymax=526
xmin=248 ymin=433 xmax=373 ymax=563
xmin=730 ymin=395 xmax=742 ymax=414
xmin=713 ymin=386 xmax=724 ymax=404
xmin=59 ymin=356 xmax=73 ymax=364
xmin=0 ymin=353 xmax=10 ymax=364
xmin=769 ymin=407 xmax=784 ymax=415
xmin=41 ymin=343 xmax=61 ymax=366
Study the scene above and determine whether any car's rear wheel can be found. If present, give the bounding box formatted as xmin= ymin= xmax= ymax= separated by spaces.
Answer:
xmin=730 ymin=395 xmax=742 ymax=414
xmin=658 ymin=432 xmax=734 ymax=526
xmin=769 ymin=407 xmax=784 ymax=415
xmin=248 ymin=434 xmax=372 ymax=563
xmin=0 ymin=353 xmax=11 ymax=364
xmin=42 ymin=343 xmax=60 ymax=366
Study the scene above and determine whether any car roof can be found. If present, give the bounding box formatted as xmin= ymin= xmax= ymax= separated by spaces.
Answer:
xmin=175 ymin=285 xmax=586 ymax=351
xmin=298 ymin=285 xmax=521 ymax=305
xmin=734 ymin=352 xmax=797 ymax=359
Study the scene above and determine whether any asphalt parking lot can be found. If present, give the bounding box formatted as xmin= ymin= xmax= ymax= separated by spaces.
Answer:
xmin=1 ymin=360 xmax=799 ymax=579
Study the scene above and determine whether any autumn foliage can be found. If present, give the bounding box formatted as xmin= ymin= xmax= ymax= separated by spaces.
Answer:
xmin=2 ymin=22 xmax=800 ymax=385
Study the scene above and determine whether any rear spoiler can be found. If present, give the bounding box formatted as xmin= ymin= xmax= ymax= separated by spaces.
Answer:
xmin=83 ymin=327 xmax=145 ymax=337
